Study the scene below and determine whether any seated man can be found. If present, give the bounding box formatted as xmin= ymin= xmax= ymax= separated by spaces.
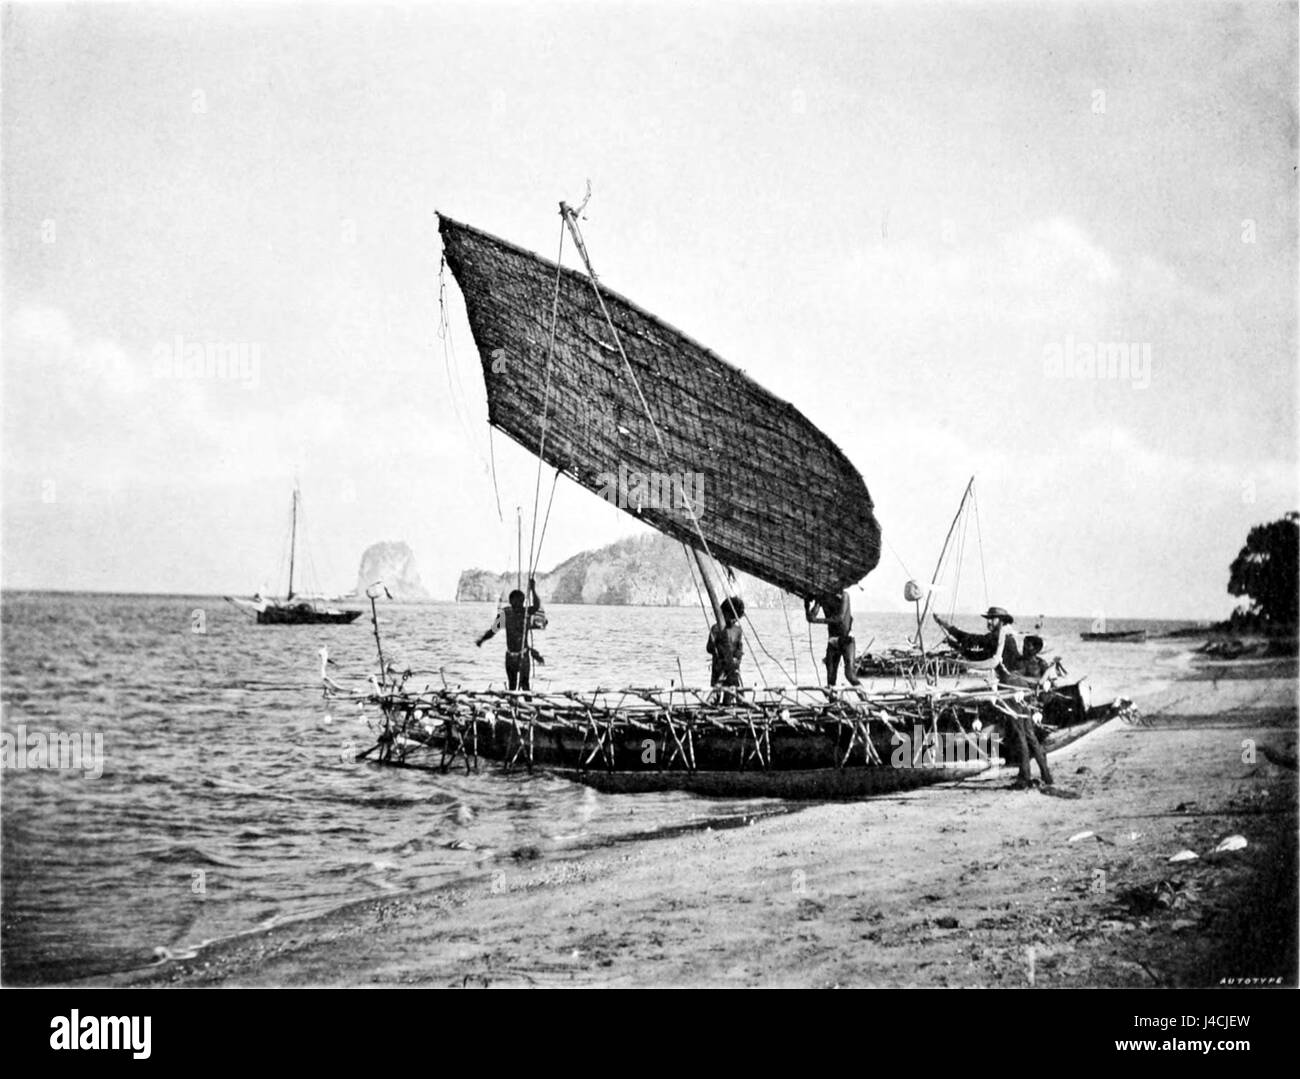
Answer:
xmin=933 ymin=606 xmax=1020 ymax=672
xmin=706 ymin=597 xmax=745 ymax=701
xmin=998 ymin=634 xmax=1050 ymax=687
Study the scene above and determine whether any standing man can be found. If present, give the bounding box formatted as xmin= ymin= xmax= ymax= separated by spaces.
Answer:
xmin=706 ymin=596 xmax=745 ymax=702
xmin=1003 ymin=704 xmax=1054 ymax=789
xmin=1004 ymin=634 xmax=1053 ymax=787
xmin=476 ymin=577 xmax=547 ymax=691
xmin=805 ymin=590 xmax=861 ymax=687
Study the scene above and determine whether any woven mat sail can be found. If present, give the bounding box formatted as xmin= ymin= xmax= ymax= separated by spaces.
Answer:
xmin=438 ymin=213 xmax=881 ymax=597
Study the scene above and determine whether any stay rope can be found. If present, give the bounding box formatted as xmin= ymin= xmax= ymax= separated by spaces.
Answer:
xmin=741 ymin=607 xmax=797 ymax=686
xmin=487 ymin=429 xmax=504 ymax=525
xmin=779 ymin=590 xmax=799 ymax=685
xmin=972 ymin=487 xmax=990 ymax=610
xmin=913 ymin=477 xmax=995 ymax=637
xmin=559 ymin=202 xmax=775 ymax=688
xmin=526 ymin=219 xmax=569 ymax=581
xmin=948 ymin=505 xmax=969 ymax=621
xmin=935 ymin=486 xmax=991 ymax=622
xmin=883 ymin=533 xmax=915 ymax=581
xmin=530 ymin=470 xmax=560 ymax=582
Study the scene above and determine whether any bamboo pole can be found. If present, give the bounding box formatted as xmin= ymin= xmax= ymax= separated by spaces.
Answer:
xmin=368 ymin=591 xmax=386 ymax=688
xmin=918 ymin=475 xmax=976 ymax=654
xmin=692 ymin=547 xmax=726 ymax=626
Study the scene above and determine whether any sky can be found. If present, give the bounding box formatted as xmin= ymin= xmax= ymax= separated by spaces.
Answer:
xmin=2 ymin=0 xmax=1296 ymax=620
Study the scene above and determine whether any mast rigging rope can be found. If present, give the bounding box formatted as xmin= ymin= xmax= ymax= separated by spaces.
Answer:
xmin=440 ymin=255 xmax=503 ymax=522
xmin=883 ymin=533 xmax=914 ymax=581
xmin=779 ymin=590 xmax=799 ymax=685
xmin=561 ymin=203 xmax=775 ymax=683
xmin=527 ymin=219 xmax=568 ymax=580
xmin=972 ymin=487 xmax=990 ymax=610
xmin=529 ymin=469 xmax=561 ymax=582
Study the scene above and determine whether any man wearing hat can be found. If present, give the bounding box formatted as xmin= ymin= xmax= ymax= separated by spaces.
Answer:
xmin=933 ymin=606 xmax=1021 ymax=672
xmin=936 ymin=608 xmax=1053 ymax=788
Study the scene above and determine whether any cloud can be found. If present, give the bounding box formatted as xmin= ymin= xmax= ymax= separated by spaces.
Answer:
xmin=837 ymin=216 xmax=1227 ymax=342
xmin=1 ymin=303 xmax=482 ymax=495
xmin=1005 ymin=218 xmax=1118 ymax=286
xmin=9 ymin=304 xmax=75 ymax=348
xmin=1074 ymin=424 xmax=1294 ymax=502
xmin=842 ymin=216 xmax=1121 ymax=330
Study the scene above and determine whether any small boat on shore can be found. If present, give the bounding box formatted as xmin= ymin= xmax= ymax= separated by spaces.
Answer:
xmin=1080 ymin=629 xmax=1147 ymax=643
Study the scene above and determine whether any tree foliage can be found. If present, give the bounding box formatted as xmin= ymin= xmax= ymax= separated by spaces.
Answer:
xmin=1228 ymin=512 xmax=1299 ymax=626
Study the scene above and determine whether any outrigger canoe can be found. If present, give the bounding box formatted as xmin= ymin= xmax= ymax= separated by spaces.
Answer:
xmin=329 ymin=204 xmax=1134 ymax=799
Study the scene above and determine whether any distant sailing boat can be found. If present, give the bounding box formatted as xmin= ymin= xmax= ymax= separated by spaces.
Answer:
xmin=226 ymin=486 xmax=361 ymax=625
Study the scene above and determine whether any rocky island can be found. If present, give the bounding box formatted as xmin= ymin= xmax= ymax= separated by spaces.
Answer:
xmin=354 ymin=541 xmax=431 ymax=601
xmin=456 ymin=533 xmax=786 ymax=607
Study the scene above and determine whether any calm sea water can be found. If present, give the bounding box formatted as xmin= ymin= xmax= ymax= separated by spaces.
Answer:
xmin=0 ymin=591 xmax=1198 ymax=984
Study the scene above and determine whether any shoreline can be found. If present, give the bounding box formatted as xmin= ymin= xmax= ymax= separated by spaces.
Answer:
xmin=86 ymin=652 xmax=1297 ymax=990
xmin=0 ymin=589 xmax=1245 ymax=621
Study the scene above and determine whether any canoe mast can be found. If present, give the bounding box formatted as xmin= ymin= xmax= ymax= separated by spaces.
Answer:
xmin=287 ymin=485 xmax=299 ymax=601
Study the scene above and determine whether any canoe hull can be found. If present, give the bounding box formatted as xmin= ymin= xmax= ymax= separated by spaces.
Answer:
xmin=353 ymin=676 xmax=1130 ymax=801
xmin=543 ymin=706 xmax=1109 ymax=798
xmin=373 ymin=691 xmax=1121 ymax=800
xmin=256 ymin=604 xmax=361 ymax=625
xmin=227 ymin=595 xmax=362 ymax=624
xmin=548 ymin=761 xmax=989 ymax=799
xmin=462 ymin=717 xmax=915 ymax=772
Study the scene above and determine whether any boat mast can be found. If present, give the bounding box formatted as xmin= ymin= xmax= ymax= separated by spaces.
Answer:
xmin=917 ymin=475 xmax=975 ymax=654
xmin=691 ymin=548 xmax=726 ymax=626
xmin=287 ymin=486 xmax=298 ymax=601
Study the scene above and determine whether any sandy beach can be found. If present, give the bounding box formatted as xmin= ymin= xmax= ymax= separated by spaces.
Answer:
xmin=107 ymin=651 xmax=1297 ymax=989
